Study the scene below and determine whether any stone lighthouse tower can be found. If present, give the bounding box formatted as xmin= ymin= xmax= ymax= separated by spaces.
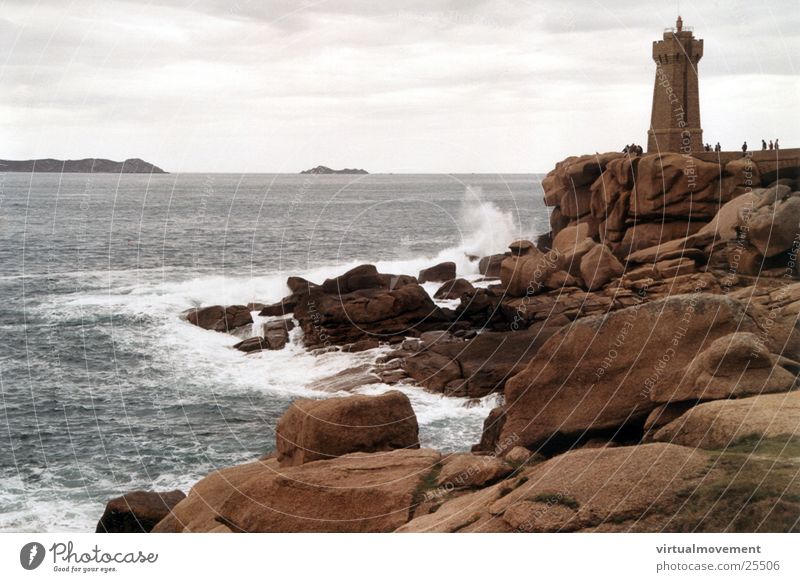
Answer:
xmin=647 ymin=16 xmax=703 ymax=153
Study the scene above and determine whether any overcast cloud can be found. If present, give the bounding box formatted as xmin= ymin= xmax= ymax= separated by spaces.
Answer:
xmin=1 ymin=0 xmax=798 ymax=172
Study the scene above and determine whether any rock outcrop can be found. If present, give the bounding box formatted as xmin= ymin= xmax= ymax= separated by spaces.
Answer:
xmin=500 ymin=241 xmax=562 ymax=297
xmin=155 ymin=150 xmax=800 ymax=536
xmin=433 ymin=278 xmax=475 ymax=300
xmin=293 ymin=264 xmax=449 ymax=348
xmin=275 ymin=391 xmax=419 ymax=467
xmin=399 ymin=443 xmax=708 ymax=532
xmin=152 ymin=461 xmax=269 ymax=533
xmin=185 ymin=305 xmax=253 ymax=333
xmin=579 ymin=243 xmax=624 ymax=291
xmin=653 ymin=392 xmax=800 ymax=449
xmin=403 ymin=328 xmax=558 ymax=397
xmin=418 ymin=262 xmax=456 ymax=284
xmin=487 ymin=294 xmax=770 ymax=453
xmin=217 ymin=449 xmax=440 ymax=532
xmin=478 ymin=254 xmax=506 ymax=278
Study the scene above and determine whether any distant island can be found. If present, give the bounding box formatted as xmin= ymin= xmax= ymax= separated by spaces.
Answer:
xmin=0 ymin=158 xmax=167 ymax=174
xmin=300 ymin=165 xmax=368 ymax=175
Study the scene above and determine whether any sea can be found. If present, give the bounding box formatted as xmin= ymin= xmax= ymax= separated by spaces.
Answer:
xmin=0 ymin=172 xmax=547 ymax=532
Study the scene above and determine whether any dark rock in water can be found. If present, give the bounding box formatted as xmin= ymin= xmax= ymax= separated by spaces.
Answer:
xmin=262 ymin=319 xmax=293 ymax=350
xmin=185 ymin=305 xmax=252 ymax=333
xmin=233 ymin=319 xmax=293 ymax=352
xmin=275 ymin=391 xmax=419 ymax=466
xmin=321 ymin=264 xmax=385 ymax=293
xmin=234 ymin=336 xmax=272 ymax=353
xmin=294 ymin=264 xmax=449 ymax=348
xmin=300 ymin=166 xmax=368 ymax=175
xmin=259 ymin=296 xmax=299 ymax=317
xmin=320 ymin=264 xmax=416 ymax=294
xmin=478 ymin=254 xmax=506 ymax=278
xmin=433 ymin=278 xmax=475 ymax=300
xmin=257 ymin=277 xmax=321 ymax=317
xmin=418 ymin=261 xmax=456 ymax=284
xmin=96 ymin=490 xmax=185 ymax=533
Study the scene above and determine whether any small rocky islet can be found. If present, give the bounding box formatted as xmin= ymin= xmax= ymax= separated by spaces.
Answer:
xmin=95 ymin=149 xmax=800 ymax=534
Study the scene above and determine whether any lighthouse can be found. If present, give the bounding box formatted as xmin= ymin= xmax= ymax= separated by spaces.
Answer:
xmin=647 ymin=16 xmax=704 ymax=153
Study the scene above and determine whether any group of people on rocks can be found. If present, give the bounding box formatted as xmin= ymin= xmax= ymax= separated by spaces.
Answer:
xmin=622 ymin=143 xmax=644 ymax=155
xmin=624 ymin=139 xmax=782 ymax=156
xmin=759 ymin=139 xmax=780 ymax=150
xmin=741 ymin=139 xmax=780 ymax=154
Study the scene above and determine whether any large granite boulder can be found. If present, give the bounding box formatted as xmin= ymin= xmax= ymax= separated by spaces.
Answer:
xmin=275 ymin=391 xmax=419 ymax=467
xmin=748 ymin=196 xmax=800 ymax=258
xmin=293 ymin=264 xmax=448 ymax=348
xmin=490 ymin=294 xmax=767 ymax=453
xmin=579 ymin=243 xmax=624 ymax=290
xmin=696 ymin=191 xmax=760 ymax=241
xmin=617 ymin=221 xmax=704 ymax=259
xmin=650 ymin=332 xmax=798 ymax=403
xmin=97 ymin=490 xmax=186 ymax=533
xmin=185 ymin=305 xmax=252 ymax=332
xmin=653 ymin=392 xmax=800 ymax=449
xmin=552 ymin=224 xmax=595 ymax=278
xmin=542 ymin=153 xmax=623 ymax=224
xmin=589 ymin=156 xmax=636 ymax=242
xmin=399 ymin=443 xmax=708 ymax=532
xmin=152 ymin=461 xmax=271 ymax=533
xmin=633 ymin=153 xmax=722 ymax=219
xmin=500 ymin=243 xmax=561 ymax=297
xmin=217 ymin=449 xmax=441 ymax=532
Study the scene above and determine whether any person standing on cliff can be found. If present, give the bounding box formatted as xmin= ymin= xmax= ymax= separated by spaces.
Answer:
xmin=775 ymin=139 xmax=780 ymax=150
xmin=762 ymin=139 xmax=767 ymax=150
xmin=742 ymin=141 xmax=748 ymax=155
xmin=715 ymin=142 xmax=721 ymax=152
xmin=769 ymin=140 xmax=774 ymax=150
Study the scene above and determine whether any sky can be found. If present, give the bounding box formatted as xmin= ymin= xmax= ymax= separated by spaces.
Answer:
xmin=1 ymin=0 xmax=798 ymax=173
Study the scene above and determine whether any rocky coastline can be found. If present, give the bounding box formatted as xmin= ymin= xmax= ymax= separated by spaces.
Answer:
xmin=97 ymin=150 xmax=800 ymax=533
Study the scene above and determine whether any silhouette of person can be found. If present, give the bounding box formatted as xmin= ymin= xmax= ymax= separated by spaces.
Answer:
xmin=742 ymin=141 xmax=747 ymax=154
xmin=769 ymin=140 xmax=773 ymax=150
xmin=775 ymin=139 xmax=780 ymax=150
xmin=715 ymin=142 xmax=721 ymax=152
xmin=762 ymin=139 xmax=767 ymax=150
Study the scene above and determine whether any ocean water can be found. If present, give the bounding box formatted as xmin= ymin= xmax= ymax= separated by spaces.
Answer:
xmin=0 ymin=172 xmax=547 ymax=532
